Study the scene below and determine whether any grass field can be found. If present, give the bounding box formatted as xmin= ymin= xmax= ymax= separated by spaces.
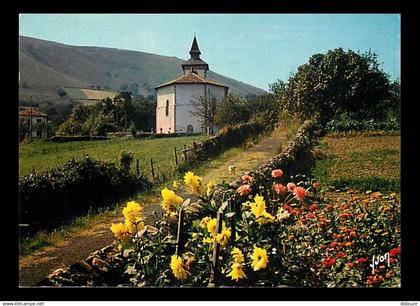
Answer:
xmin=312 ymin=134 xmax=400 ymax=192
xmin=19 ymin=135 xmax=208 ymax=179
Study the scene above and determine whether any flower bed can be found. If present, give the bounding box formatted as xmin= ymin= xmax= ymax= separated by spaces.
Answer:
xmin=38 ymin=120 xmax=400 ymax=287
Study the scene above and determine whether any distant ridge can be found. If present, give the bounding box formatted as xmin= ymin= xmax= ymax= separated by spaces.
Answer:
xmin=19 ymin=35 xmax=266 ymax=103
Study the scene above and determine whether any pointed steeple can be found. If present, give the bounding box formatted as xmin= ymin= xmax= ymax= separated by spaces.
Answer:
xmin=189 ymin=35 xmax=201 ymax=59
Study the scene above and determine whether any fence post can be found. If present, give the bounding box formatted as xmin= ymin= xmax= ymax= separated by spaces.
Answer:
xmin=173 ymin=146 xmax=178 ymax=167
xmin=208 ymin=209 xmax=223 ymax=287
xmin=183 ymin=144 xmax=187 ymax=162
xmin=136 ymin=159 xmax=140 ymax=177
xmin=150 ymin=157 xmax=155 ymax=180
xmin=229 ymin=200 xmax=236 ymax=246
xmin=175 ymin=210 xmax=185 ymax=256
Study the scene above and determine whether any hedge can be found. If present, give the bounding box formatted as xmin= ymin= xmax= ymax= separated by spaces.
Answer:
xmin=19 ymin=154 xmax=151 ymax=229
xmin=49 ymin=135 xmax=109 ymax=142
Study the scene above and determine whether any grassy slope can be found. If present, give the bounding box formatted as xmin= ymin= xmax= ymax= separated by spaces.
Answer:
xmin=312 ymin=134 xmax=400 ymax=192
xmin=19 ymin=135 xmax=208 ymax=179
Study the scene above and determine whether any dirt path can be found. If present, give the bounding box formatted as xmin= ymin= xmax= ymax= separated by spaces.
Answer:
xmin=19 ymin=127 xmax=288 ymax=286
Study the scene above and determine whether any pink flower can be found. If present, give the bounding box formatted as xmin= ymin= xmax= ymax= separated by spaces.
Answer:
xmin=271 ymin=169 xmax=283 ymax=178
xmin=273 ymin=183 xmax=287 ymax=195
xmin=312 ymin=181 xmax=321 ymax=188
xmin=287 ymin=182 xmax=297 ymax=192
xmin=241 ymin=174 xmax=252 ymax=184
xmin=236 ymin=184 xmax=251 ymax=196
xmin=294 ymin=186 xmax=308 ymax=200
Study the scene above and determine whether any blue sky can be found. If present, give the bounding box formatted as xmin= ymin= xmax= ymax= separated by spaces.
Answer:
xmin=19 ymin=14 xmax=400 ymax=91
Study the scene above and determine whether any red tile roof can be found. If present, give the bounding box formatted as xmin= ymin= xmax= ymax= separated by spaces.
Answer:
xmin=155 ymin=73 xmax=229 ymax=89
xmin=19 ymin=109 xmax=48 ymax=117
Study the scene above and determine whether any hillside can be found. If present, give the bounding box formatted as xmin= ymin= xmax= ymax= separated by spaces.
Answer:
xmin=19 ymin=36 xmax=266 ymax=103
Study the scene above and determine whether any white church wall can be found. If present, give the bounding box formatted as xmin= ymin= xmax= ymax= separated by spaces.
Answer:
xmin=156 ymin=85 xmax=175 ymax=133
xmin=175 ymin=83 xmax=227 ymax=134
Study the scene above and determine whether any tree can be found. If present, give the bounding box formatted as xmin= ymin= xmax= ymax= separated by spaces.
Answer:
xmin=214 ymin=94 xmax=251 ymax=127
xmin=190 ymin=93 xmax=220 ymax=134
xmin=271 ymin=48 xmax=393 ymax=125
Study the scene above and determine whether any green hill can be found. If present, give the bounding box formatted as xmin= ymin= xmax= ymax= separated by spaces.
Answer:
xmin=19 ymin=35 xmax=266 ymax=103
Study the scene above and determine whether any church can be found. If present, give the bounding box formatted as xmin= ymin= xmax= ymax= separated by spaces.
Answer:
xmin=155 ymin=36 xmax=229 ymax=134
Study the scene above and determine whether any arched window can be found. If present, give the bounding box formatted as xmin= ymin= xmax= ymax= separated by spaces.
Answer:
xmin=165 ymin=100 xmax=169 ymax=116
xmin=187 ymin=125 xmax=193 ymax=134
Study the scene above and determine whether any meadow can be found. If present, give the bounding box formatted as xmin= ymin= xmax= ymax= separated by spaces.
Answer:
xmin=19 ymin=135 xmax=208 ymax=179
xmin=312 ymin=133 xmax=400 ymax=192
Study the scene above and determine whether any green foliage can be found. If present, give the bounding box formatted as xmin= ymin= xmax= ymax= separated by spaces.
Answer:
xmin=325 ymin=116 xmax=400 ymax=133
xmin=118 ymin=150 xmax=134 ymax=174
xmin=19 ymin=155 xmax=151 ymax=228
xmin=271 ymin=48 xmax=397 ymax=125
xmin=214 ymin=94 xmax=251 ymax=127
xmin=329 ymin=177 xmax=400 ymax=193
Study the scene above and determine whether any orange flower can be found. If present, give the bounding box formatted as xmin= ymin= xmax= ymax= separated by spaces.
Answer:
xmin=294 ymin=187 xmax=308 ymax=200
xmin=312 ymin=181 xmax=321 ymax=189
xmin=318 ymin=218 xmax=327 ymax=228
xmin=273 ymin=183 xmax=287 ymax=195
xmin=326 ymin=204 xmax=334 ymax=212
xmin=330 ymin=241 xmax=338 ymax=248
xmin=287 ymin=182 xmax=297 ymax=192
xmin=241 ymin=175 xmax=252 ymax=183
xmin=349 ymin=231 xmax=357 ymax=238
xmin=309 ymin=203 xmax=318 ymax=211
xmin=342 ymin=241 xmax=354 ymax=247
xmin=339 ymin=213 xmax=351 ymax=219
xmin=333 ymin=234 xmax=343 ymax=239
xmin=336 ymin=252 xmax=346 ymax=258
xmin=236 ymin=184 xmax=251 ymax=196
xmin=271 ymin=169 xmax=283 ymax=178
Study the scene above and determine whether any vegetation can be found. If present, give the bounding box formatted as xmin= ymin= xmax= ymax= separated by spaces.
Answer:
xmin=270 ymin=48 xmax=400 ymax=126
xmin=19 ymin=135 xmax=207 ymax=178
xmin=312 ymin=134 xmax=400 ymax=192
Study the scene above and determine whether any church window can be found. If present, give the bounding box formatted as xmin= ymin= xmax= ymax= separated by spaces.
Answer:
xmin=165 ymin=100 xmax=169 ymax=116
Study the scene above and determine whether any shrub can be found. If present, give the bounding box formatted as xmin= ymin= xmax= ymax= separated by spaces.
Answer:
xmin=19 ymin=155 xmax=151 ymax=228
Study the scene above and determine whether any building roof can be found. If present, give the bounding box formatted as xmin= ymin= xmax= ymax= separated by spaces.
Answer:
xmin=19 ymin=109 xmax=48 ymax=117
xmin=155 ymin=73 xmax=229 ymax=90
xmin=61 ymin=87 xmax=117 ymax=104
xmin=181 ymin=58 xmax=209 ymax=68
xmin=189 ymin=36 xmax=201 ymax=59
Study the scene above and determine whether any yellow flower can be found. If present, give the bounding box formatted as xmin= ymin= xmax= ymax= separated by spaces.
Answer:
xmin=231 ymin=247 xmax=245 ymax=264
xmin=170 ymin=255 xmax=190 ymax=281
xmin=161 ymin=187 xmax=183 ymax=215
xmin=110 ymin=223 xmax=129 ymax=241
xmin=172 ymin=180 xmax=181 ymax=190
xmin=216 ymin=228 xmax=231 ymax=248
xmin=251 ymin=246 xmax=269 ymax=271
xmin=206 ymin=218 xmax=218 ymax=237
xmin=122 ymin=201 xmax=143 ymax=223
xmin=277 ymin=207 xmax=290 ymax=221
xmin=184 ymin=171 xmax=203 ymax=195
xmin=256 ymin=212 xmax=276 ymax=225
xmin=227 ymin=262 xmax=246 ymax=281
xmin=124 ymin=219 xmax=144 ymax=235
xmin=206 ymin=181 xmax=216 ymax=197
xmin=203 ymin=237 xmax=214 ymax=244
xmin=200 ymin=216 xmax=212 ymax=229
xmin=250 ymin=194 xmax=266 ymax=218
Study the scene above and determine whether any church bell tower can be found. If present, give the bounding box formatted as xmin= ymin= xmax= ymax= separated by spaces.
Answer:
xmin=181 ymin=35 xmax=209 ymax=78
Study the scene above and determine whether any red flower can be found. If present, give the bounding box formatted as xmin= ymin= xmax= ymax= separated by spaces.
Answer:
xmin=322 ymin=257 xmax=335 ymax=268
xmin=283 ymin=204 xmax=292 ymax=212
xmin=389 ymin=247 xmax=401 ymax=257
xmin=273 ymin=183 xmax=287 ymax=195
xmin=291 ymin=208 xmax=302 ymax=216
xmin=271 ymin=169 xmax=283 ymax=178
xmin=236 ymin=184 xmax=251 ymax=196
xmin=349 ymin=231 xmax=357 ymax=238
xmin=326 ymin=204 xmax=334 ymax=212
xmin=357 ymin=257 xmax=368 ymax=263
xmin=306 ymin=213 xmax=315 ymax=219
xmin=320 ymin=244 xmax=327 ymax=249
xmin=241 ymin=174 xmax=252 ymax=183
xmin=337 ymin=252 xmax=346 ymax=258
xmin=294 ymin=186 xmax=308 ymax=200
xmin=339 ymin=213 xmax=351 ymax=219
xmin=333 ymin=234 xmax=343 ymax=239
xmin=318 ymin=219 xmax=327 ymax=228
xmin=309 ymin=203 xmax=318 ymax=211
xmin=330 ymin=241 xmax=338 ymax=248
xmin=287 ymin=182 xmax=297 ymax=192
xmin=389 ymin=258 xmax=397 ymax=263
